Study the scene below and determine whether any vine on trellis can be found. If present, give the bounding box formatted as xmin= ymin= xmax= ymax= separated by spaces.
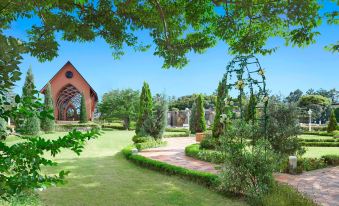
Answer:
xmin=220 ymin=54 xmax=269 ymax=140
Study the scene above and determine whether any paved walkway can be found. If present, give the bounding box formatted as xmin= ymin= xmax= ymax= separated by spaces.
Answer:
xmin=139 ymin=137 xmax=218 ymax=174
xmin=139 ymin=137 xmax=339 ymax=206
xmin=275 ymin=167 xmax=339 ymax=206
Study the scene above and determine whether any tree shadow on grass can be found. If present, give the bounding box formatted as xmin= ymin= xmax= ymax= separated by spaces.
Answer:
xmin=39 ymin=153 xmax=246 ymax=206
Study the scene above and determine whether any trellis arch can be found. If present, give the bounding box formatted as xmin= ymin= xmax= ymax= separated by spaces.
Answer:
xmin=223 ymin=55 xmax=269 ymax=137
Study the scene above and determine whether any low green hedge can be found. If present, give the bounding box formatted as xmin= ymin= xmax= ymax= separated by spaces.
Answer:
xmin=135 ymin=140 xmax=167 ymax=151
xmin=281 ymin=155 xmax=339 ymax=174
xmin=163 ymin=131 xmax=190 ymax=138
xmin=165 ymin=128 xmax=189 ymax=133
xmin=301 ymin=138 xmax=337 ymax=142
xmin=122 ymin=145 xmax=219 ymax=187
xmin=56 ymin=122 xmax=101 ymax=132
xmin=302 ymin=131 xmax=333 ymax=136
xmin=301 ymin=142 xmax=339 ymax=147
xmin=185 ymin=144 xmax=225 ymax=164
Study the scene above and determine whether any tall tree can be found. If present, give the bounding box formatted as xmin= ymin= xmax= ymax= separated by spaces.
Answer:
xmin=285 ymin=89 xmax=303 ymax=103
xmin=99 ymin=89 xmax=139 ymax=129
xmin=79 ymin=93 xmax=88 ymax=123
xmin=21 ymin=67 xmax=40 ymax=135
xmin=327 ymin=110 xmax=338 ymax=133
xmin=41 ymin=83 xmax=55 ymax=132
xmin=136 ymin=82 xmax=153 ymax=135
xmin=194 ymin=95 xmax=207 ymax=133
xmin=298 ymin=95 xmax=332 ymax=123
xmin=212 ymin=77 xmax=228 ymax=137
xmin=142 ymin=94 xmax=168 ymax=139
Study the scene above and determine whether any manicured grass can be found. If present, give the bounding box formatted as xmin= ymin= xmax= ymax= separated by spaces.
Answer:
xmin=5 ymin=131 xmax=246 ymax=206
xmin=304 ymin=147 xmax=339 ymax=158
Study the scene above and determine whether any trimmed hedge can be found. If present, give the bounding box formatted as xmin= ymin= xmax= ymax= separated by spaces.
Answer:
xmin=122 ymin=145 xmax=219 ymax=187
xmin=56 ymin=123 xmax=101 ymax=132
xmin=302 ymin=131 xmax=334 ymax=136
xmin=163 ymin=131 xmax=190 ymax=138
xmin=135 ymin=140 xmax=167 ymax=151
xmin=185 ymin=144 xmax=225 ymax=164
xmin=281 ymin=155 xmax=339 ymax=174
xmin=301 ymin=142 xmax=339 ymax=147
xmin=165 ymin=128 xmax=189 ymax=133
xmin=301 ymin=138 xmax=337 ymax=142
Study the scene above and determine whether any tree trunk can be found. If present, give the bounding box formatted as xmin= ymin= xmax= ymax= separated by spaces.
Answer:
xmin=123 ymin=117 xmax=130 ymax=130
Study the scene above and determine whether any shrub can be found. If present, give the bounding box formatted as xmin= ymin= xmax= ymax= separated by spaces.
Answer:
xmin=266 ymin=102 xmax=304 ymax=156
xmin=302 ymin=131 xmax=333 ymax=136
xmin=219 ymin=139 xmax=276 ymax=202
xmin=79 ymin=93 xmax=88 ymax=123
xmin=200 ymin=133 xmax=218 ymax=150
xmin=22 ymin=114 xmax=40 ymax=135
xmin=41 ymin=83 xmax=55 ymax=132
xmin=135 ymin=139 xmax=167 ymax=151
xmin=244 ymin=94 xmax=257 ymax=123
xmin=327 ymin=109 xmax=338 ymax=133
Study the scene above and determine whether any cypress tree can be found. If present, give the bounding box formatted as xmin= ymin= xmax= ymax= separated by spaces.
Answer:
xmin=136 ymin=81 xmax=153 ymax=135
xmin=21 ymin=67 xmax=40 ymax=135
xmin=189 ymin=102 xmax=197 ymax=134
xmin=212 ymin=77 xmax=228 ymax=137
xmin=244 ymin=94 xmax=257 ymax=123
xmin=41 ymin=83 xmax=55 ymax=132
xmin=195 ymin=95 xmax=207 ymax=133
xmin=327 ymin=110 xmax=338 ymax=133
xmin=79 ymin=93 xmax=88 ymax=123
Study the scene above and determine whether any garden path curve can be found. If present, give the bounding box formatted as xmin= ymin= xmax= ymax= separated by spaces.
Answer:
xmin=139 ymin=137 xmax=339 ymax=206
xmin=138 ymin=137 xmax=218 ymax=174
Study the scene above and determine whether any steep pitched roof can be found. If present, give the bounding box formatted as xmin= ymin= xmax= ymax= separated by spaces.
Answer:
xmin=40 ymin=61 xmax=98 ymax=101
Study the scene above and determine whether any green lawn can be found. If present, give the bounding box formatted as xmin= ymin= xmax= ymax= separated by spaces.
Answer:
xmin=297 ymin=135 xmax=339 ymax=158
xmin=303 ymin=147 xmax=339 ymax=158
xmin=4 ymin=131 xmax=246 ymax=206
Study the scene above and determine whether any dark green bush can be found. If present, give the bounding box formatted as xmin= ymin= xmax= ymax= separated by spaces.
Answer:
xmin=101 ymin=123 xmax=125 ymax=130
xmin=327 ymin=110 xmax=338 ymax=133
xmin=185 ymin=144 xmax=225 ymax=164
xmin=0 ymin=118 xmax=8 ymax=140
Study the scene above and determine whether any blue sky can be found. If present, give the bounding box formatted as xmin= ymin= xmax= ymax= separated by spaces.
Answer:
xmin=7 ymin=7 xmax=339 ymax=99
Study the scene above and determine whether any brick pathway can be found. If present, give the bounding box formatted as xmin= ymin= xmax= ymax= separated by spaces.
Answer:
xmin=275 ymin=167 xmax=339 ymax=206
xmin=138 ymin=137 xmax=218 ymax=174
xmin=139 ymin=137 xmax=339 ymax=206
